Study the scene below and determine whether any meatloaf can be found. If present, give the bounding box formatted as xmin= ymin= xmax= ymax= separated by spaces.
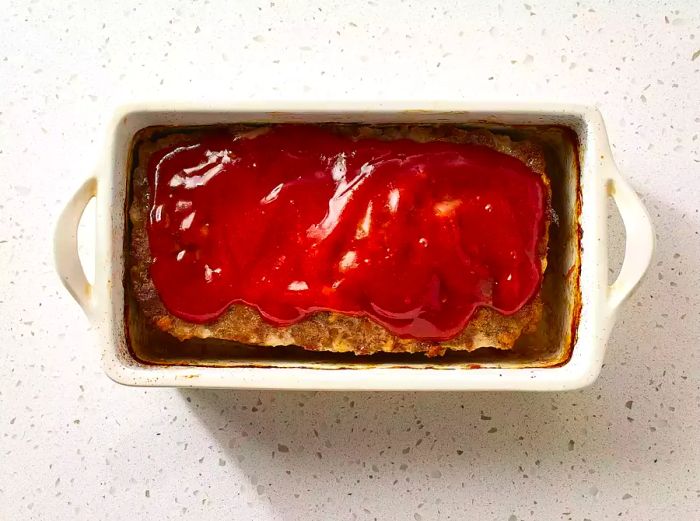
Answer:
xmin=129 ymin=124 xmax=550 ymax=356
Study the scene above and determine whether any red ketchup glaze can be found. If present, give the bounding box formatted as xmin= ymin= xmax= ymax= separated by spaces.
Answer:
xmin=146 ymin=126 xmax=547 ymax=341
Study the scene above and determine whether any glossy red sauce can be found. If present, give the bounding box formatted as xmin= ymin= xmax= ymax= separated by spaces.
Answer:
xmin=146 ymin=126 xmax=547 ymax=341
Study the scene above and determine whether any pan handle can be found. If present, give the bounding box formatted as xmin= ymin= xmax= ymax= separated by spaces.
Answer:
xmin=606 ymin=168 xmax=654 ymax=316
xmin=54 ymin=177 xmax=98 ymax=318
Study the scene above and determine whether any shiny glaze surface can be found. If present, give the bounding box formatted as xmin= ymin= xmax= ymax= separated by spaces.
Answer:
xmin=146 ymin=126 xmax=546 ymax=340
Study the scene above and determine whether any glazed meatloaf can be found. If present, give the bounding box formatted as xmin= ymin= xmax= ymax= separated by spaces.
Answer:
xmin=129 ymin=124 xmax=550 ymax=356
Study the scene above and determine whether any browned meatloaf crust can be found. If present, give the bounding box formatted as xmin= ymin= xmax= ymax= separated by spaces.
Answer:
xmin=129 ymin=125 xmax=551 ymax=356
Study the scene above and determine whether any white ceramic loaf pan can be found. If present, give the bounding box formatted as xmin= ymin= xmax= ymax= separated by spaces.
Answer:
xmin=54 ymin=103 xmax=654 ymax=390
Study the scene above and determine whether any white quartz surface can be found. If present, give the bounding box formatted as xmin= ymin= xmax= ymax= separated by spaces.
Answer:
xmin=1 ymin=1 xmax=698 ymax=519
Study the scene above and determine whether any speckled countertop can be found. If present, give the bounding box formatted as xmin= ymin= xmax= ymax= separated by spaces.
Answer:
xmin=1 ymin=1 xmax=698 ymax=519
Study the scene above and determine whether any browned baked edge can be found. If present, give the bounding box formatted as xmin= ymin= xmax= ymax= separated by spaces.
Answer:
xmin=129 ymin=125 xmax=551 ymax=356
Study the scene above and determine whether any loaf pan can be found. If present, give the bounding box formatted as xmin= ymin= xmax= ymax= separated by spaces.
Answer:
xmin=54 ymin=102 xmax=653 ymax=390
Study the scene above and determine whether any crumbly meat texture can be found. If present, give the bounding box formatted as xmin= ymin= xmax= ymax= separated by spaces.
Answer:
xmin=129 ymin=125 xmax=550 ymax=356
